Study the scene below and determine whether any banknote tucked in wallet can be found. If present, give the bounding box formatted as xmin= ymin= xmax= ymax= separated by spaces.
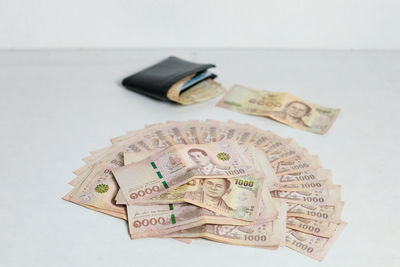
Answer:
xmin=122 ymin=56 xmax=226 ymax=105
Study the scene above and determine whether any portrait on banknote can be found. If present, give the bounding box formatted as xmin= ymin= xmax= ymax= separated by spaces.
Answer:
xmin=150 ymin=130 xmax=172 ymax=148
xmin=187 ymin=148 xmax=226 ymax=175
xmin=170 ymin=128 xmax=187 ymax=144
xmin=273 ymin=101 xmax=312 ymax=128
xmin=186 ymin=178 xmax=233 ymax=211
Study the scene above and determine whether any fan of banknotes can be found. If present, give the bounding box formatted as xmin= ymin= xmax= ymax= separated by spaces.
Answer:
xmin=64 ymin=120 xmax=346 ymax=261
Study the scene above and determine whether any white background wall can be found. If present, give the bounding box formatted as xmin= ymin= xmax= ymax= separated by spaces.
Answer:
xmin=1 ymin=0 xmax=399 ymax=50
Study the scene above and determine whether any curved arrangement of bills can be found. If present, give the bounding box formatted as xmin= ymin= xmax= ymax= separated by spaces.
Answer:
xmin=63 ymin=120 xmax=346 ymax=261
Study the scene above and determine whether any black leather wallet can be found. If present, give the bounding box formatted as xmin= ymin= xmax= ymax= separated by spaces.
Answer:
xmin=122 ymin=56 xmax=217 ymax=101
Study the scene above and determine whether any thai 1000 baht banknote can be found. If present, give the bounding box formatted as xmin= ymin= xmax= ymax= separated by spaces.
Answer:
xmin=184 ymin=121 xmax=202 ymax=144
xmin=65 ymin=148 xmax=168 ymax=219
xmin=127 ymin=203 xmax=253 ymax=239
xmin=266 ymin=140 xmax=303 ymax=165
xmin=117 ymin=174 xmax=279 ymax=223
xmin=271 ymin=185 xmax=341 ymax=205
xmin=286 ymin=217 xmax=341 ymax=238
xmin=285 ymin=223 xmax=347 ymax=261
xmin=71 ymin=123 xmax=176 ymax=185
xmin=176 ymin=79 xmax=226 ymax=105
xmin=166 ymin=77 xmax=226 ymax=105
xmin=124 ymin=188 xmax=280 ymax=239
xmin=272 ymin=153 xmax=322 ymax=176
xmin=163 ymin=201 xmax=286 ymax=248
xmin=122 ymin=148 xmax=275 ymax=222
xmin=278 ymin=169 xmax=332 ymax=184
xmin=165 ymin=121 xmax=191 ymax=144
xmin=217 ymin=85 xmax=340 ymax=134
xmin=285 ymin=201 xmax=344 ymax=223
xmin=63 ymin=164 xmax=126 ymax=217
xmin=199 ymin=120 xmax=220 ymax=144
xmin=126 ymin=181 xmax=279 ymax=239
xmin=134 ymin=176 xmax=265 ymax=222
xmin=113 ymin=142 xmax=256 ymax=205
xmin=276 ymin=177 xmax=333 ymax=191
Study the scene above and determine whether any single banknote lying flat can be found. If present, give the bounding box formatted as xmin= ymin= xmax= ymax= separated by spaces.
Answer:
xmin=217 ymin=85 xmax=340 ymax=134
xmin=64 ymin=120 xmax=346 ymax=261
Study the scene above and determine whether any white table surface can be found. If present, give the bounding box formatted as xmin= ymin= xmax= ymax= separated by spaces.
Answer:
xmin=1 ymin=49 xmax=399 ymax=267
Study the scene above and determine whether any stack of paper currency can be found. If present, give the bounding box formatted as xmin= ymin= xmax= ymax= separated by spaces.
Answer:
xmin=64 ymin=120 xmax=346 ymax=261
